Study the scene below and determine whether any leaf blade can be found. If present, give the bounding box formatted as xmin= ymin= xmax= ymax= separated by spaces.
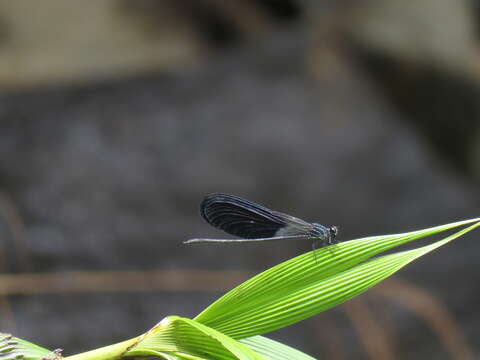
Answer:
xmin=195 ymin=219 xmax=480 ymax=339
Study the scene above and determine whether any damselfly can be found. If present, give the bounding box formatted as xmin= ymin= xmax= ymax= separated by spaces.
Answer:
xmin=184 ymin=193 xmax=338 ymax=253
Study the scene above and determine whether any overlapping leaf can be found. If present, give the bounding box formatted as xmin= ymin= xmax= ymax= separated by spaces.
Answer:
xmin=125 ymin=316 xmax=266 ymax=360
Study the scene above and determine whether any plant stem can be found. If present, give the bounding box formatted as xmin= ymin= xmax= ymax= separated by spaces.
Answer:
xmin=64 ymin=337 xmax=140 ymax=360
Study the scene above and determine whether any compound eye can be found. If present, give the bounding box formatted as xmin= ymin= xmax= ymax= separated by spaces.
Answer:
xmin=329 ymin=226 xmax=338 ymax=237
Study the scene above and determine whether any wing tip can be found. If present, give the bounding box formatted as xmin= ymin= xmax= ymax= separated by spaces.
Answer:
xmin=200 ymin=193 xmax=245 ymax=222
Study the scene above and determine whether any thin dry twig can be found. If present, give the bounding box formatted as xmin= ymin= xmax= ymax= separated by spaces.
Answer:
xmin=0 ymin=270 xmax=253 ymax=295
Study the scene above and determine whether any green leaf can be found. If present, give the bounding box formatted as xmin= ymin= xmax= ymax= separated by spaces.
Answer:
xmin=125 ymin=316 xmax=266 ymax=360
xmin=194 ymin=218 xmax=480 ymax=339
xmin=0 ymin=333 xmax=56 ymax=360
xmin=240 ymin=336 xmax=316 ymax=360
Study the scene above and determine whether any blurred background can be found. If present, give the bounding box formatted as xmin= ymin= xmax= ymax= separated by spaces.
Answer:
xmin=0 ymin=0 xmax=479 ymax=359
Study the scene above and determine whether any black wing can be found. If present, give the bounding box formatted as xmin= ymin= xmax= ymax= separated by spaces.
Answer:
xmin=200 ymin=193 xmax=313 ymax=238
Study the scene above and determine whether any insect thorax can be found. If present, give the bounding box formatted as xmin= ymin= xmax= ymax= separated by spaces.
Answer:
xmin=275 ymin=222 xmax=328 ymax=238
